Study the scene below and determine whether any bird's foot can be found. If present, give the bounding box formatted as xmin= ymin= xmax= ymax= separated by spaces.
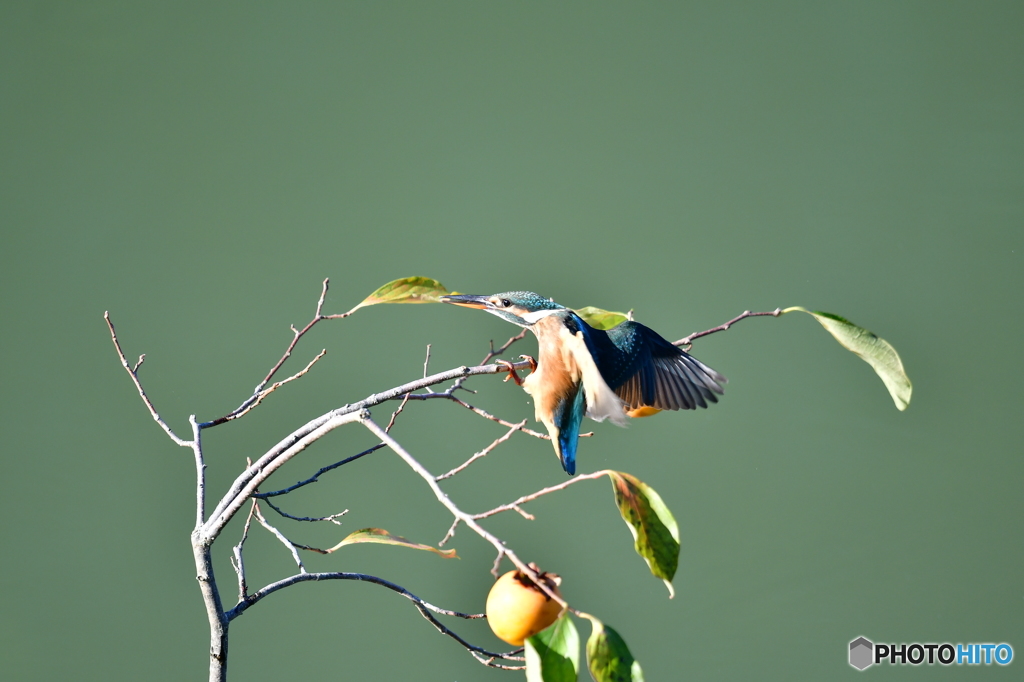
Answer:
xmin=496 ymin=359 xmax=524 ymax=386
xmin=519 ymin=354 xmax=538 ymax=373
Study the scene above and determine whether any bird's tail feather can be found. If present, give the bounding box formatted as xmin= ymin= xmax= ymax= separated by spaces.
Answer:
xmin=554 ymin=384 xmax=587 ymax=475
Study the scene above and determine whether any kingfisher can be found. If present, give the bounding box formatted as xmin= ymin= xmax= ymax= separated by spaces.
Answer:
xmin=440 ymin=291 xmax=726 ymax=475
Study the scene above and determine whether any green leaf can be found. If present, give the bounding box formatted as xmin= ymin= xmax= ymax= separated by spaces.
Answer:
xmin=574 ymin=306 xmax=630 ymax=330
xmin=583 ymin=615 xmax=644 ymax=682
xmin=324 ymin=528 xmax=457 ymax=558
xmin=608 ymin=472 xmax=680 ymax=597
xmin=348 ymin=276 xmax=450 ymax=313
xmin=782 ymin=307 xmax=912 ymax=411
xmin=526 ymin=613 xmax=580 ymax=682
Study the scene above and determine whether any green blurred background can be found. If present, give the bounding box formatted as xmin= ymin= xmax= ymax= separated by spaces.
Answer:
xmin=2 ymin=2 xmax=1021 ymax=679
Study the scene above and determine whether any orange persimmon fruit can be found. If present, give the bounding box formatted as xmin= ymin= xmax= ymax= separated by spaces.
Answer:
xmin=485 ymin=564 xmax=563 ymax=646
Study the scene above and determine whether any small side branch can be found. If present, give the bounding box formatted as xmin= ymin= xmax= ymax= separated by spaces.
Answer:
xmin=103 ymin=312 xmax=190 ymax=447
xmin=207 ymin=350 xmax=327 ymax=427
xmin=205 ymin=279 xmax=352 ymax=427
xmin=437 ymin=420 xmax=527 ymax=480
xmin=253 ymin=503 xmax=306 ymax=572
xmin=255 ymin=443 xmax=385 ymax=498
xmin=473 ymin=470 xmax=612 ymax=520
xmin=409 ymin=392 xmax=552 ymax=439
xmin=262 ymin=497 xmax=348 ymax=525
xmin=674 ymin=308 xmax=783 ymax=347
xmin=230 ymin=502 xmax=258 ymax=602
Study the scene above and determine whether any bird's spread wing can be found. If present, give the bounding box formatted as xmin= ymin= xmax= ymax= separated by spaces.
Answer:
xmin=570 ymin=315 xmax=727 ymax=411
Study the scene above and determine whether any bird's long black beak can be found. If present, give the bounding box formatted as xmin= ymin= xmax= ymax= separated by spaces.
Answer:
xmin=439 ymin=294 xmax=491 ymax=310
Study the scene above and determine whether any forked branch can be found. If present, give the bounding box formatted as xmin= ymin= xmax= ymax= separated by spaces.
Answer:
xmin=105 ymin=280 xmax=796 ymax=681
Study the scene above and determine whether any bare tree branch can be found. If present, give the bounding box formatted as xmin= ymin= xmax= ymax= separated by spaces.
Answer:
xmin=437 ymin=420 xmax=527 ymax=480
xmin=384 ymin=390 xmax=412 ymax=433
xmin=201 ymin=410 xmax=368 ymax=543
xmin=261 ymin=497 xmax=348 ymax=525
xmin=103 ymin=312 xmax=191 ymax=447
xmin=404 ymin=391 xmax=553 ymax=439
xmin=439 ymin=518 xmax=461 ymax=548
xmin=674 ymin=308 xmax=783 ymax=347
xmin=253 ymin=503 xmax=306 ymax=572
xmin=254 ymin=444 xmax=385 ymax=499
xmin=203 ymin=279 xmax=354 ymax=427
xmin=106 ymin=283 xmax=796 ymax=680
xmin=230 ymin=501 xmax=258 ymax=602
xmin=472 ymin=470 xmax=613 ymax=520
xmin=217 ymin=349 xmax=327 ymax=424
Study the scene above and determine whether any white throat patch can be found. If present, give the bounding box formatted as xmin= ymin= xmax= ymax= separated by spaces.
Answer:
xmin=520 ymin=308 xmax=564 ymax=324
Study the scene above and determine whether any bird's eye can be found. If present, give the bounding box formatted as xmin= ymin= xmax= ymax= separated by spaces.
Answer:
xmin=501 ymin=299 xmax=512 ymax=308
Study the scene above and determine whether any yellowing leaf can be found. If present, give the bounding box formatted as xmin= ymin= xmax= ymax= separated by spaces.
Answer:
xmin=608 ymin=472 xmax=680 ymax=597
xmin=574 ymin=306 xmax=630 ymax=330
xmin=582 ymin=614 xmax=645 ymax=682
xmin=526 ymin=613 xmax=579 ymax=682
xmin=324 ymin=528 xmax=457 ymax=558
xmin=347 ymin=277 xmax=450 ymax=314
xmin=782 ymin=307 xmax=912 ymax=411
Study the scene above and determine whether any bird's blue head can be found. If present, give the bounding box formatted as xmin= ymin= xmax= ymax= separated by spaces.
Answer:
xmin=440 ymin=291 xmax=566 ymax=327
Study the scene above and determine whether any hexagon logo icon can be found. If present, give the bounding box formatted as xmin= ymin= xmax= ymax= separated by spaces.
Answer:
xmin=849 ymin=637 xmax=874 ymax=670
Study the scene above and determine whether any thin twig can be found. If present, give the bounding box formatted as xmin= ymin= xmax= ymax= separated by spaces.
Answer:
xmin=217 ymin=350 xmax=327 ymax=424
xmin=254 ymin=443 xmax=386 ymax=499
xmin=403 ymin=392 xmax=550 ymax=439
xmin=439 ymin=518 xmax=461 ymax=547
xmin=384 ymin=391 xmax=412 ymax=433
xmin=262 ymin=497 xmax=348 ymax=525
xmin=473 ymin=470 xmax=612 ymax=520
xmin=103 ymin=312 xmax=190 ymax=447
xmin=674 ymin=308 xmax=783 ymax=347
xmin=230 ymin=501 xmax=258 ymax=601
xmin=253 ymin=503 xmax=306 ymax=572
xmin=204 ymin=279 xmax=355 ymax=427
xmin=413 ymin=602 xmax=524 ymax=670
xmin=436 ymin=420 xmax=527 ymax=480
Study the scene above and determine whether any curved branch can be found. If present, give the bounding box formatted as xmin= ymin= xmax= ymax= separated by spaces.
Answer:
xmin=226 ymin=571 xmax=523 ymax=667
xmin=204 ymin=360 xmax=535 ymax=539
xmin=201 ymin=409 xmax=367 ymax=543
